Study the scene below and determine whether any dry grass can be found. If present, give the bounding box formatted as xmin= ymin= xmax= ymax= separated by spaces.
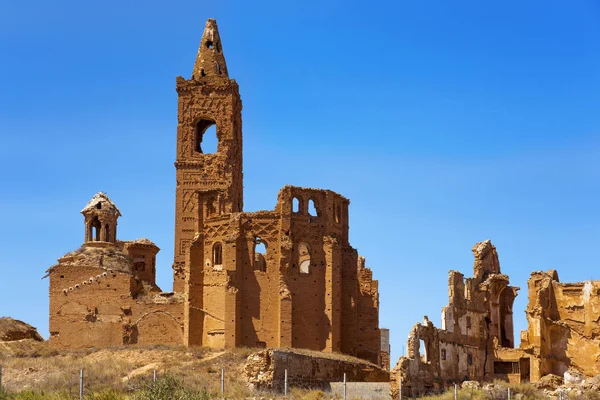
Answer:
xmin=0 ymin=344 xmax=263 ymax=399
xmin=419 ymin=380 xmax=550 ymax=400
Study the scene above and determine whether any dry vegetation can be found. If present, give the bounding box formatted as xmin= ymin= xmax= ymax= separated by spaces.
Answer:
xmin=4 ymin=341 xmax=598 ymax=399
xmin=419 ymin=379 xmax=600 ymax=400
xmin=0 ymin=341 xmax=339 ymax=399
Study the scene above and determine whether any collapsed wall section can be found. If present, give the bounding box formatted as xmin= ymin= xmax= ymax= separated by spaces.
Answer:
xmin=390 ymin=240 xmax=521 ymax=397
xmin=521 ymin=270 xmax=600 ymax=380
xmin=244 ymin=348 xmax=389 ymax=392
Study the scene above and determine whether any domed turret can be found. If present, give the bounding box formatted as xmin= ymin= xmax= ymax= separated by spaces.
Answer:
xmin=81 ymin=192 xmax=121 ymax=245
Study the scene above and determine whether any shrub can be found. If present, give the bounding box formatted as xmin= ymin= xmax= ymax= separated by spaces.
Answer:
xmin=132 ymin=374 xmax=214 ymax=400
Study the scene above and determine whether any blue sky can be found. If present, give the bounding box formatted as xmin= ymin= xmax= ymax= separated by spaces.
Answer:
xmin=1 ymin=1 xmax=599 ymax=363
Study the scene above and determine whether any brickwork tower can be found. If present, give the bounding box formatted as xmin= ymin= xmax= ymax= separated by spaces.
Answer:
xmin=46 ymin=18 xmax=383 ymax=367
xmin=172 ymin=19 xmax=243 ymax=291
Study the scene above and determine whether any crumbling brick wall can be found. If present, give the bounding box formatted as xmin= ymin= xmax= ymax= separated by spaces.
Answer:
xmin=520 ymin=270 xmax=600 ymax=380
xmin=47 ymin=19 xmax=381 ymax=365
xmin=48 ymin=250 xmax=184 ymax=348
xmin=390 ymin=240 xmax=521 ymax=397
xmin=244 ymin=348 xmax=389 ymax=392
xmin=176 ymin=19 xmax=382 ymax=364
xmin=182 ymin=185 xmax=381 ymax=364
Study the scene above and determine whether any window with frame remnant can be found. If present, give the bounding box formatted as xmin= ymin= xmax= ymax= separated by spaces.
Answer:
xmin=419 ymin=339 xmax=428 ymax=363
xmin=213 ymin=242 xmax=223 ymax=268
xmin=308 ymin=199 xmax=318 ymax=216
xmin=292 ymin=197 xmax=301 ymax=213
xmin=298 ymin=243 xmax=311 ymax=274
xmin=253 ymin=238 xmax=267 ymax=272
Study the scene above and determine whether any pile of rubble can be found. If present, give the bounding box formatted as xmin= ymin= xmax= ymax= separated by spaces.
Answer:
xmin=458 ymin=368 xmax=600 ymax=399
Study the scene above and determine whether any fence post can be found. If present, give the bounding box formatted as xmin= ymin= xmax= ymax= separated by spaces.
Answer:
xmin=153 ymin=369 xmax=157 ymax=383
xmin=220 ymin=368 xmax=225 ymax=398
xmin=79 ymin=369 xmax=84 ymax=400
xmin=399 ymin=376 xmax=402 ymax=400
xmin=343 ymin=372 xmax=347 ymax=400
xmin=508 ymin=387 xmax=511 ymax=400
xmin=454 ymin=383 xmax=457 ymax=400
xmin=284 ymin=369 xmax=288 ymax=397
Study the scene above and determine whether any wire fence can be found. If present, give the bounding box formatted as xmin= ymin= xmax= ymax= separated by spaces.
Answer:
xmin=0 ymin=365 xmax=572 ymax=400
xmin=0 ymin=364 xmax=391 ymax=399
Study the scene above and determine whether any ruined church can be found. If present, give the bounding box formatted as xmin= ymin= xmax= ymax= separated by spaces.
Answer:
xmin=390 ymin=240 xmax=600 ymax=397
xmin=46 ymin=19 xmax=384 ymax=366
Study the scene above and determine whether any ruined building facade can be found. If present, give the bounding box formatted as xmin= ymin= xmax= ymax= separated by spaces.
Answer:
xmin=46 ymin=19 xmax=382 ymax=365
xmin=520 ymin=270 xmax=600 ymax=381
xmin=390 ymin=240 xmax=522 ymax=397
xmin=391 ymin=241 xmax=600 ymax=397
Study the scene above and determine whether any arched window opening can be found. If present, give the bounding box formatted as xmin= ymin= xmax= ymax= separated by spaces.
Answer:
xmin=96 ymin=202 xmax=102 ymax=210
xmin=298 ymin=243 xmax=311 ymax=274
xmin=217 ymin=63 xmax=222 ymax=74
xmin=441 ymin=348 xmax=447 ymax=361
xmin=308 ymin=199 xmax=318 ymax=216
xmin=253 ymin=238 xmax=267 ymax=272
xmin=292 ymin=197 xmax=301 ymax=213
xmin=213 ymin=242 xmax=223 ymax=269
xmin=91 ymin=217 xmax=101 ymax=241
xmin=419 ymin=339 xmax=428 ymax=363
xmin=216 ymin=41 xmax=221 ymax=53
xmin=206 ymin=40 xmax=213 ymax=49
xmin=335 ymin=204 xmax=341 ymax=223
xmin=195 ymin=119 xmax=218 ymax=154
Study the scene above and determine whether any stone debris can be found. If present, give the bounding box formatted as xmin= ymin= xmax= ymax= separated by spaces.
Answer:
xmin=244 ymin=348 xmax=388 ymax=391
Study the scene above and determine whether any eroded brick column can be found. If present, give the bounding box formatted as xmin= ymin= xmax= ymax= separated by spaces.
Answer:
xmin=324 ymin=235 xmax=342 ymax=352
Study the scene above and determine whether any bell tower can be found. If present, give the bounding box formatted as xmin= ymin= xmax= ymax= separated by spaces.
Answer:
xmin=81 ymin=192 xmax=120 ymax=245
xmin=173 ymin=19 xmax=243 ymax=290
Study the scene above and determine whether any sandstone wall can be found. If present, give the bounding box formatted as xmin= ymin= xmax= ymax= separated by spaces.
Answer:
xmin=183 ymin=186 xmax=381 ymax=365
xmin=521 ymin=271 xmax=600 ymax=380
xmin=391 ymin=240 xmax=521 ymax=397
xmin=244 ymin=349 xmax=389 ymax=392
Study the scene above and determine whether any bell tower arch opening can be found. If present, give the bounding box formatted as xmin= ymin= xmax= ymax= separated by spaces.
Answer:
xmin=81 ymin=192 xmax=121 ymax=245
xmin=195 ymin=119 xmax=218 ymax=154
xmin=91 ymin=217 xmax=101 ymax=241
